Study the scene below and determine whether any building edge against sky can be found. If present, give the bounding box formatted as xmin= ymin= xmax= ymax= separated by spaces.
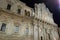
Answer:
xmin=0 ymin=0 xmax=59 ymax=40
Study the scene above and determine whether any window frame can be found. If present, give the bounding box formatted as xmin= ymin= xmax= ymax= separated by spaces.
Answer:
xmin=17 ymin=8 xmax=21 ymax=14
xmin=0 ymin=23 xmax=6 ymax=32
xmin=25 ymin=27 xmax=29 ymax=35
xmin=15 ymin=26 xmax=19 ymax=33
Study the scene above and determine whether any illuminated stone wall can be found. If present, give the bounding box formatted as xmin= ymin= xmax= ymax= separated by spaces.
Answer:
xmin=34 ymin=3 xmax=59 ymax=40
xmin=0 ymin=0 xmax=59 ymax=40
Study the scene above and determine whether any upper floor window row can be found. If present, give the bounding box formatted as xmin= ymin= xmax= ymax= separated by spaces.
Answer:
xmin=7 ymin=4 xmax=21 ymax=14
xmin=7 ymin=4 xmax=31 ymax=17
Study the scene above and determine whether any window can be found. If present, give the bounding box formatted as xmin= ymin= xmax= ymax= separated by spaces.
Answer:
xmin=27 ymin=11 xmax=30 ymax=16
xmin=7 ymin=4 xmax=11 ymax=10
xmin=18 ymin=9 xmax=21 ymax=14
xmin=48 ymin=33 xmax=50 ymax=40
xmin=0 ymin=23 xmax=6 ymax=32
xmin=26 ymin=28 xmax=29 ymax=35
xmin=25 ymin=10 xmax=30 ymax=16
xmin=15 ymin=26 xmax=19 ymax=33
xmin=41 ymin=36 xmax=43 ymax=40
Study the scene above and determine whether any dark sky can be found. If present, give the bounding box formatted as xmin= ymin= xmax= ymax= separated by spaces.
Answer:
xmin=20 ymin=0 xmax=60 ymax=27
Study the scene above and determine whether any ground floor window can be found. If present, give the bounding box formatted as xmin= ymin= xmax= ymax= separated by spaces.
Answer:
xmin=41 ymin=36 xmax=43 ymax=40
xmin=1 ymin=23 xmax=6 ymax=32
xmin=48 ymin=33 xmax=50 ymax=40
xmin=15 ymin=26 xmax=19 ymax=33
xmin=25 ymin=27 xmax=29 ymax=35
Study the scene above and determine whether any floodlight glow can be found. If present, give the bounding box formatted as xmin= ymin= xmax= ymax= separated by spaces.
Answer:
xmin=59 ymin=0 xmax=60 ymax=3
xmin=59 ymin=0 xmax=60 ymax=9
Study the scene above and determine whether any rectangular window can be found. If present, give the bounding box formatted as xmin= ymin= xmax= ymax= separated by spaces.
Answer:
xmin=15 ymin=26 xmax=19 ymax=33
xmin=7 ymin=4 xmax=11 ymax=10
xmin=18 ymin=9 xmax=21 ymax=14
xmin=26 ymin=28 xmax=29 ymax=35
xmin=1 ymin=23 xmax=6 ymax=32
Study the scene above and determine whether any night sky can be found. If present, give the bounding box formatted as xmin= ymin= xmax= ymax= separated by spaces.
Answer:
xmin=20 ymin=0 xmax=60 ymax=27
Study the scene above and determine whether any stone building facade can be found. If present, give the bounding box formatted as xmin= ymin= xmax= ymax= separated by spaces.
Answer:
xmin=34 ymin=3 xmax=59 ymax=40
xmin=0 ymin=0 xmax=59 ymax=40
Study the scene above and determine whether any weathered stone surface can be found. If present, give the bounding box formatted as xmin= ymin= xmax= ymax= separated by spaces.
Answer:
xmin=0 ymin=0 xmax=59 ymax=40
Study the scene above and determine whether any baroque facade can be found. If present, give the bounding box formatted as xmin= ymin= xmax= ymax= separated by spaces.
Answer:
xmin=0 ymin=0 xmax=59 ymax=40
